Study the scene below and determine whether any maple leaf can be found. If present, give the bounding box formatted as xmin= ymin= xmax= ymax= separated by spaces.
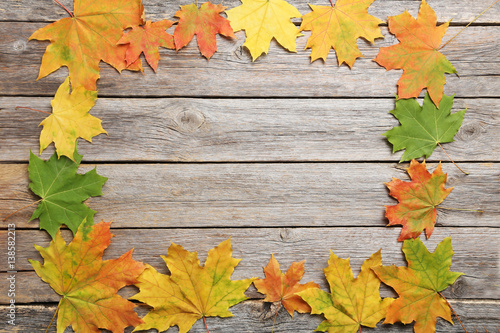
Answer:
xmin=131 ymin=238 xmax=254 ymax=333
xmin=254 ymin=254 xmax=320 ymax=316
xmin=173 ymin=2 xmax=235 ymax=59
xmin=226 ymin=0 xmax=302 ymax=61
xmin=297 ymin=250 xmax=394 ymax=333
xmin=300 ymin=0 xmax=384 ymax=67
xmin=118 ymin=20 xmax=175 ymax=72
xmin=374 ymin=0 xmax=457 ymax=107
xmin=385 ymin=159 xmax=452 ymax=241
xmin=39 ymin=77 xmax=106 ymax=160
xmin=372 ymin=237 xmax=463 ymax=333
xmin=29 ymin=148 xmax=107 ymax=238
xmin=29 ymin=221 xmax=145 ymax=333
xmin=384 ymin=92 xmax=466 ymax=162
xmin=29 ymin=0 xmax=145 ymax=90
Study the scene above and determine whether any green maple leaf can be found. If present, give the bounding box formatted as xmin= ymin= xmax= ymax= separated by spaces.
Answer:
xmin=28 ymin=148 xmax=107 ymax=238
xmin=372 ymin=237 xmax=463 ymax=333
xmin=384 ymin=93 xmax=466 ymax=162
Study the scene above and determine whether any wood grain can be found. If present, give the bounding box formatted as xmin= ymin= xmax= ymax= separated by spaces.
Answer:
xmin=1 ymin=227 xmax=499 ymax=299
xmin=1 ymin=23 xmax=498 ymax=97
xmin=5 ymin=300 xmax=500 ymax=332
xmin=1 ymin=97 xmax=498 ymax=162
xmin=1 ymin=0 xmax=499 ymax=23
xmin=1 ymin=163 xmax=497 ymax=229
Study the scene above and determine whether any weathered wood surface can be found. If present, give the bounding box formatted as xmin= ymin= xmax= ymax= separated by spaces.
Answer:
xmin=1 ymin=0 xmax=499 ymax=331
xmin=1 ymin=0 xmax=499 ymax=23
xmin=5 ymin=300 xmax=500 ymax=332
xmin=2 ymin=227 xmax=499 ymax=299
xmin=1 ymin=163 xmax=498 ymax=228
xmin=1 ymin=97 xmax=499 ymax=162
xmin=1 ymin=24 xmax=499 ymax=97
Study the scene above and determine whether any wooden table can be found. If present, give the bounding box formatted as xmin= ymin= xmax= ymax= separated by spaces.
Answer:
xmin=1 ymin=0 xmax=499 ymax=331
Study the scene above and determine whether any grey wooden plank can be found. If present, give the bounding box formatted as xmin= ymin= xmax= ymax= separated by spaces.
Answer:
xmin=5 ymin=300 xmax=500 ymax=332
xmin=1 ymin=97 xmax=498 ymax=162
xmin=2 ymin=227 xmax=499 ymax=300
xmin=1 ymin=0 xmax=499 ymax=24
xmin=1 ymin=163 xmax=497 ymax=229
xmin=1 ymin=23 xmax=498 ymax=97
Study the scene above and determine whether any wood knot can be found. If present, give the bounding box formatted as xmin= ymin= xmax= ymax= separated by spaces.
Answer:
xmin=457 ymin=122 xmax=484 ymax=141
xmin=451 ymin=276 xmax=468 ymax=297
xmin=280 ymin=228 xmax=292 ymax=242
xmin=13 ymin=40 xmax=27 ymax=52
xmin=174 ymin=110 xmax=205 ymax=133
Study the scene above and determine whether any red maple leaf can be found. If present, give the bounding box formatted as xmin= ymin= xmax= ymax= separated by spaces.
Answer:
xmin=118 ymin=20 xmax=175 ymax=72
xmin=173 ymin=1 xmax=235 ymax=59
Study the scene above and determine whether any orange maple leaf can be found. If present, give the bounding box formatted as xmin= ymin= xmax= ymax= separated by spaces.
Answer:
xmin=29 ymin=0 xmax=144 ymax=90
xmin=374 ymin=0 xmax=456 ymax=106
xmin=386 ymin=159 xmax=453 ymax=241
xmin=300 ymin=0 xmax=384 ymax=67
xmin=29 ymin=221 xmax=145 ymax=333
xmin=118 ymin=20 xmax=175 ymax=72
xmin=174 ymin=1 xmax=235 ymax=59
xmin=254 ymin=254 xmax=319 ymax=316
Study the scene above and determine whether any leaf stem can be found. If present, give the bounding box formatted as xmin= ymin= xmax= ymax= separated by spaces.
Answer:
xmin=45 ymin=301 xmax=61 ymax=333
xmin=438 ymin=292 xmax=468 ymax=333
xmin=438 ymin=206 xmax=484 ymax=213
xmin=438 ymin=142 xmax=469 ymax=175
xmin=329 ymin=0 xmax=334 ymax=6
xmin=16 ymin=106 xmax=51 ymax=115
xmin=3 ymin=199 xmax=42 ymax=221
xmin=52 ymin=0 xmax=74 ymax=17
xmin=271 ymin=302 xmax=281 ymax=333
xmin=439 ymin=0 xmax=499 ymax=50
xmin=203 ymin=316 xmax=209 ymax=333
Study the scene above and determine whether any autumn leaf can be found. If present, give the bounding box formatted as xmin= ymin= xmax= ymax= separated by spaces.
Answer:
xmin=385 ymin=159 xmax=452 ymax=241
xmin=297 ymin=250 xmax=394 ymax=333
xmin=29 ymin=148 xmax=107 ymax=238
xmin=39 ymin=77 xmax=106 ymax=160
xmin=118 ymin=20 xmax=175 ymax=72
xmin=254 ymin=254 xmax=320 ymax=316
xmin=131 ymin=238 xmax=254 ymax=333
xmin=29 ymin=0 xmax=144 ymax=90
xmin=29 ymin=221 xmax=145 ymax=333
xmin=372 ymin=237 xmax=463 ymax=333
xmin=374 ymin=0 xmax=456 ymax=107
xmin=384 ymin=92 xmax=466 ymax=162
xmin=173 ymin=2 xmax=235 ymax=59
xmin=300 ymin=0 xmax=383 ymax=67
xmin=226 ymin=0 xmax=302 ymax=61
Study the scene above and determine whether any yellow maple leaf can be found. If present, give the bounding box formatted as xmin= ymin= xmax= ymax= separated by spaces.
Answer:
xmin=300 ymin=0 xmax=384 ymax=67
xmin=131 ymin=238 xmax=254 ymax=333
xmin=39 ymin=77 xmax=106 ymax=160
xmin=298 ymin=250 xmax=394 ymax=332
xmin=226 ymin=0 xmax=302 ymax=61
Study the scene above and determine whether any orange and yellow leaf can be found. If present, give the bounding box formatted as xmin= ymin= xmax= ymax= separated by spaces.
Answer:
xmin=29 ymin=221 xmax=145 ymax=333
xmin=374 ymin=0 xmax=456 ymax=106
xmin=254 ymin=254 xmax=319 ymax=316
xmin=300 ymin=0 xmax=383 ymax=67
xmin=29 ymin=0 xmax=145 ymax=90
xmin=386 ymin=159 xmax=452 ymax=241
